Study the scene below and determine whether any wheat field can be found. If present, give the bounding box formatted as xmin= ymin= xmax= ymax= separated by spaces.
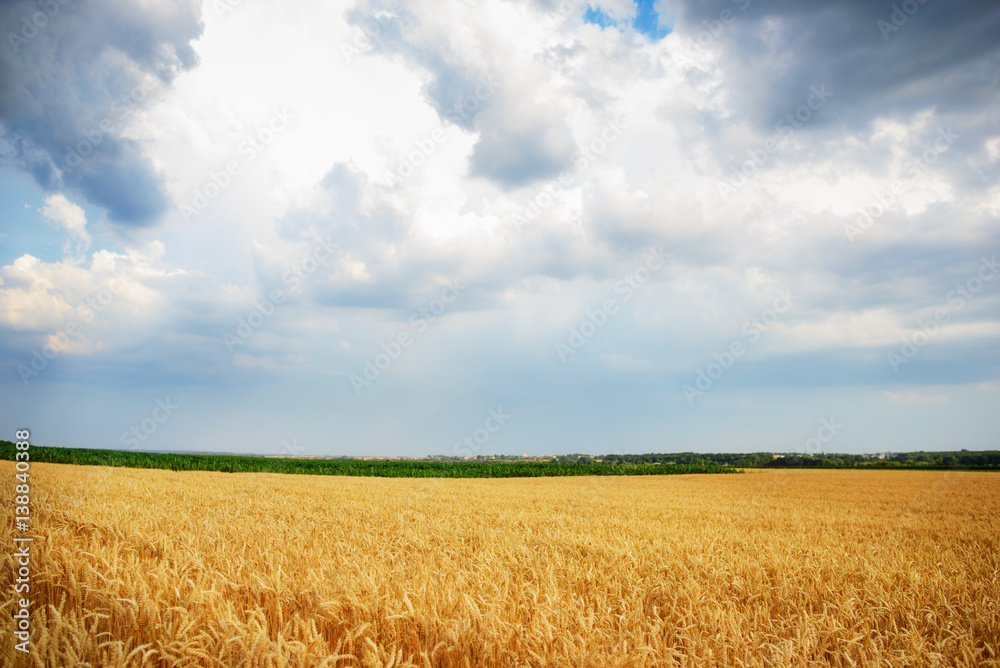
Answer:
xmin=2 ymin=463 xmax=998 ymax=667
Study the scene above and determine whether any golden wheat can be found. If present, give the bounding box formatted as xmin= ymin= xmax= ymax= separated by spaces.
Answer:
xmin=2 ymin=463 xmax=998 ymax=667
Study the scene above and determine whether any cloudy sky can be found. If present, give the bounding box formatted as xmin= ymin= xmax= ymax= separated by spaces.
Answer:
xmin=1 ymin=0 xmax=998 ymax=457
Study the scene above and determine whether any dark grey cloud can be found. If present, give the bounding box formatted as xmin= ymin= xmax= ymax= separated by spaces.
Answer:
xmin=669 ymin=0 xmax=1000 ymax=130
xmin=0 ymin=0 xmax=203 ymax=226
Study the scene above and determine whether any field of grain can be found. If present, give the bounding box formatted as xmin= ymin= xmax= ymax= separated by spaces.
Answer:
xmin=2 ymin=463 xmax=998 ymax=667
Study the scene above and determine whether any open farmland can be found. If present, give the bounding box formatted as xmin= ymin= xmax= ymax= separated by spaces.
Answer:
xmin=2 ymin=464 xmax=999 ymax=667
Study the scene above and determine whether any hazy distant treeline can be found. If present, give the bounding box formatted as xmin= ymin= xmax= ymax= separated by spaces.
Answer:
xmin=600 ymin=451 xmax=1000 ymax=470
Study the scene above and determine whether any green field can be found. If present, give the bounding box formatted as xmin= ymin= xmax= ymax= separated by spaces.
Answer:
xmin=4 ymin=442 xmax=997 ymax=478
xmin=0 ymin=442 xmax=739 ymax=477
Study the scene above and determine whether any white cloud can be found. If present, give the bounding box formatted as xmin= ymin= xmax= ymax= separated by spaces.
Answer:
xmin=41 ymin=194 xmax=91 ymax=261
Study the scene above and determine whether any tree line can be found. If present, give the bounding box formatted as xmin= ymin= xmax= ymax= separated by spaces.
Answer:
xmin=600 ymin=450 xmax=1000 ymax=470
xmin=0 ymin=442 xmax=739 ymax=478
xmin=4 ymin=442 xmax=996 ymax=475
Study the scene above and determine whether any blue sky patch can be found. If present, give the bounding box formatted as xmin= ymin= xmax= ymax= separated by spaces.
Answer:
xmin=584 ymin=1 xmax=670 ymax=40
xmin=583 ymin=6 xmax=617 ymax=29
xmin=633 ymin=0 xmax=670 ymax=39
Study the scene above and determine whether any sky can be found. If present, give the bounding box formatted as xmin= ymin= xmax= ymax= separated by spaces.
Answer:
xmin=0 ymin=0 xmax=998 ymax=458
